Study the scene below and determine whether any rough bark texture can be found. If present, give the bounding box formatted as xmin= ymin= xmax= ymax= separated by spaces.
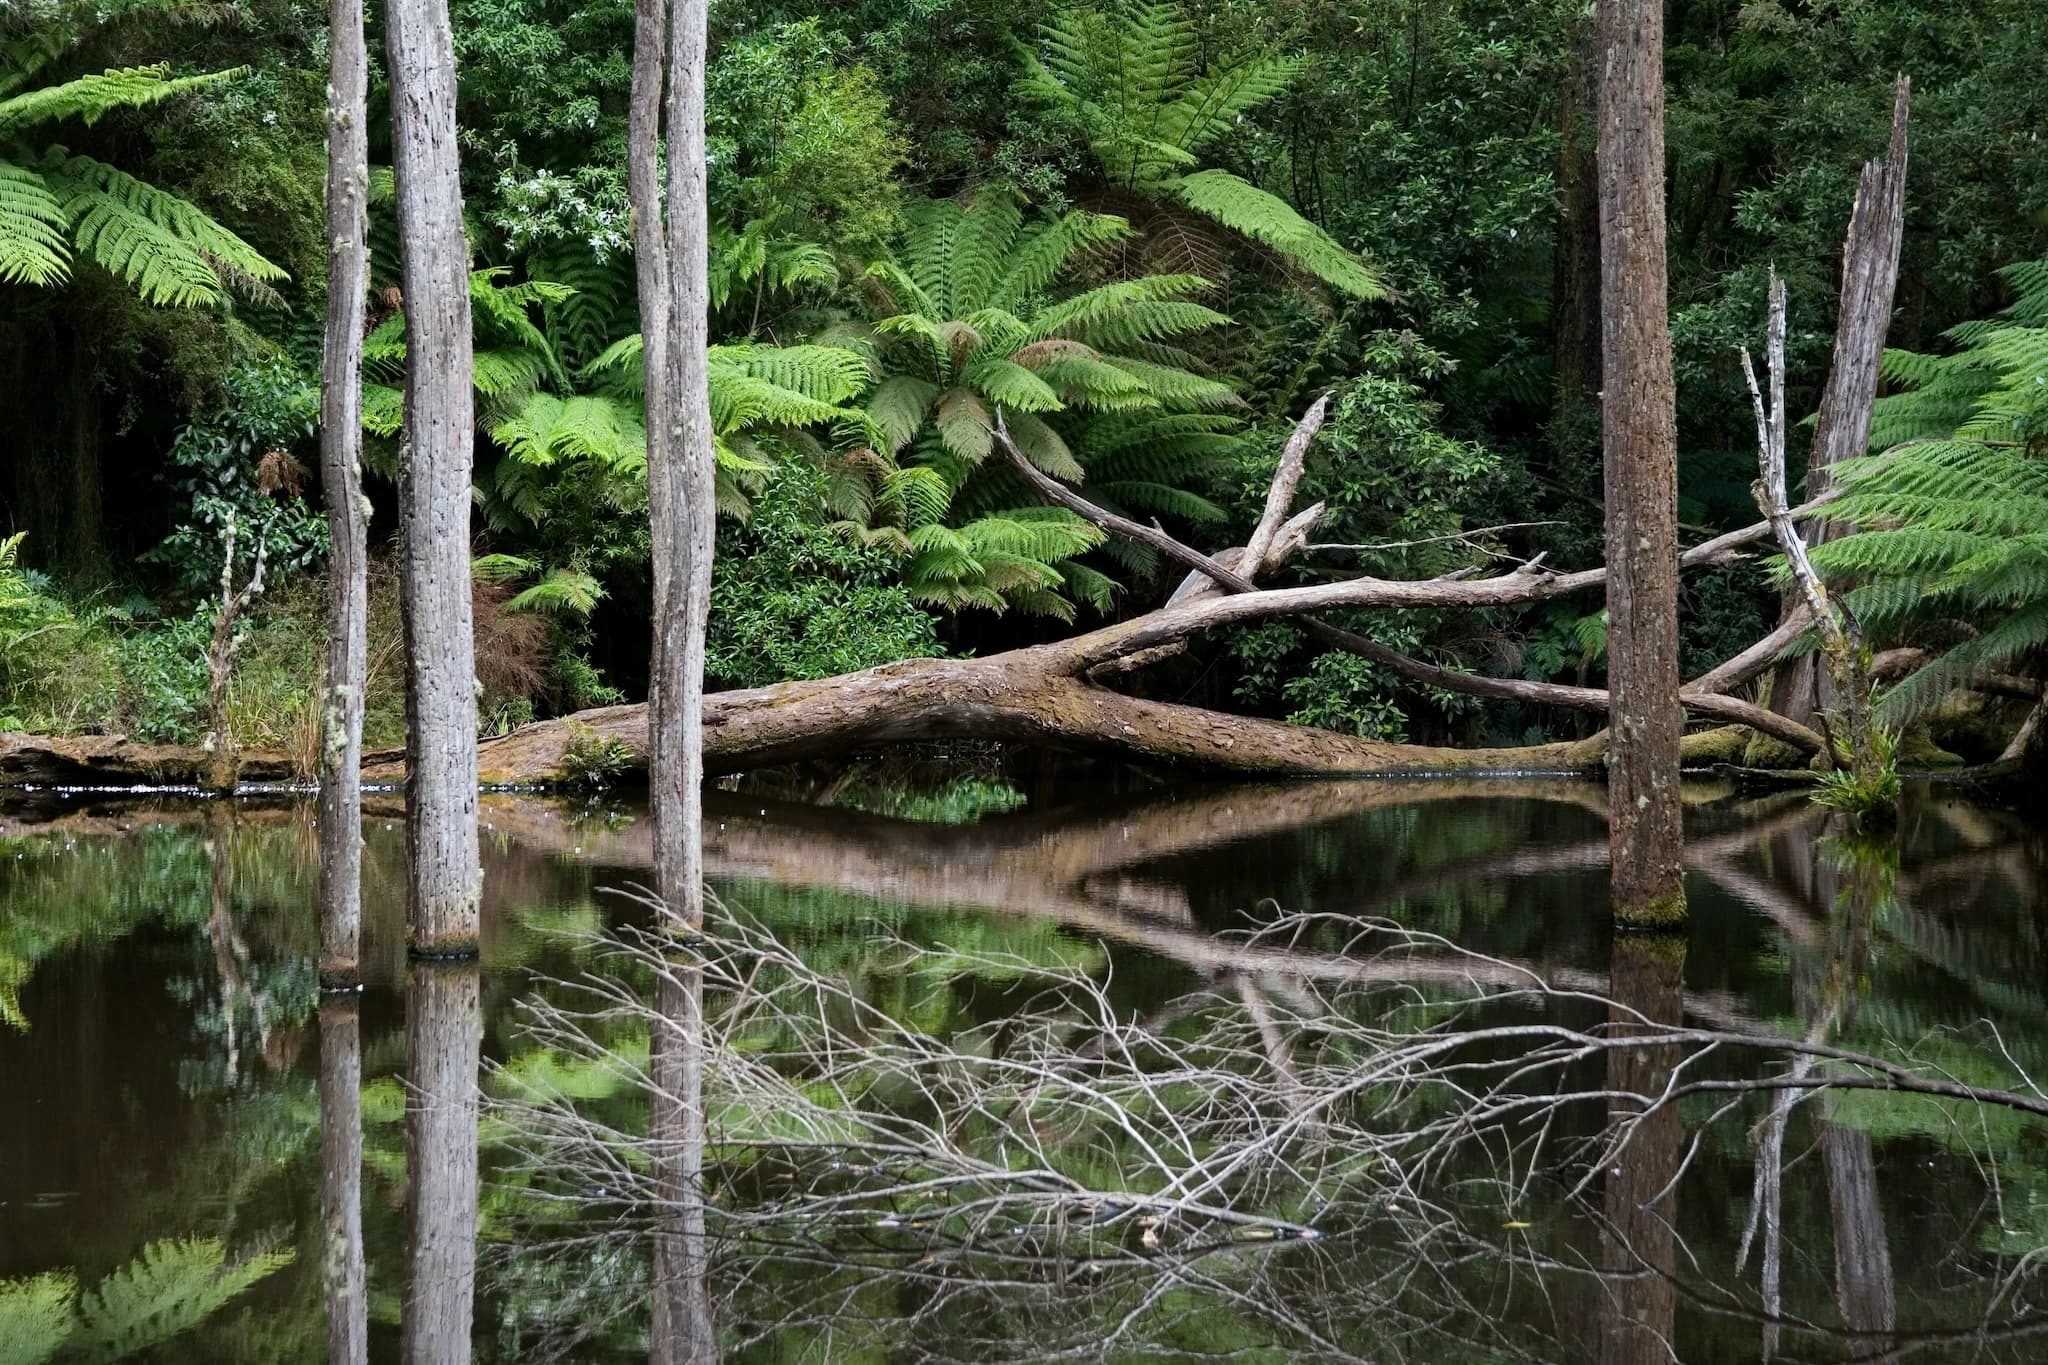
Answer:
xmin=387 ymin=0 xmax=481 ymax=953
xmin=648 ymin=0 xmax=717 ymax=934
xmin=319 ymin=997 xmax=368 ymax=1365
xmin=627 ymin=0 xmax=672 ymax=616
xmin=1772 ymin=80 xmax=1911 ymax=733
xmin=1597 ymin=0 xmax=1686 ymax=924
xmin=401 ymin=963 xmax=482 ymax=1365
xmin=319 ymin=0 xmax=371 ymax=986
xmin=1598 ymin=933 xmax=1684 ymax=1365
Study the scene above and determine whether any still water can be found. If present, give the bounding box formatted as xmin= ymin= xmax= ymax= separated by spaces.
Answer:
xmin=0 ymin=773 xmax=2042 ymax=1362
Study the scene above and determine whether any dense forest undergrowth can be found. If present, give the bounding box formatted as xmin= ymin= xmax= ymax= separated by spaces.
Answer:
xmin=3 ymin=0 xmax=2046 ymax=779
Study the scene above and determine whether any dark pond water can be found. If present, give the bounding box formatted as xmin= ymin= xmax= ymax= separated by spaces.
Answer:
xmin=0 ymin=773 xmax=2043 ymax=1362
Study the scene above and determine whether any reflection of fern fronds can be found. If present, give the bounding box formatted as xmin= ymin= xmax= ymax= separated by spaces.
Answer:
xmin=0 ymin=1237 xmax=293 ymax=1365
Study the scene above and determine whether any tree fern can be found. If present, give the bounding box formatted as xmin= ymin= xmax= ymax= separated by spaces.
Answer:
xmin=1811 ymin=255 xmax=2048 ymax=724
xmin=848 ymin=187 xmax=1248 ymax=613
xmin=0 ymin=56 xmax=284 ymax=306
xmin=1020 ymin=3 xmax=1383 ymax=299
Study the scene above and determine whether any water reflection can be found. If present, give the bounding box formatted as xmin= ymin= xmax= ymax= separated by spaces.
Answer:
xmin=0 ymin=779 xmax=2045 ymax=1361
xmin=650 ymin=954 xmax=716 ymax=1364
xmin=319 ymin=995 xmax=368 ymax=1365
xmin=1598 ymin=934 xmax=1684 ymax=1365
xmin=403 ymin=963 xmax=482 ymax=1364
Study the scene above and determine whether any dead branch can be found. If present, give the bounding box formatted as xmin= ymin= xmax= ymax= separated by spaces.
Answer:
xmin=996 ymin=410 xmax=1827 ymax=755
xmin=203 ymin=509 xmax=269 ymax=793
xmin=1743 ymin=270 xmax=1881 ymax=780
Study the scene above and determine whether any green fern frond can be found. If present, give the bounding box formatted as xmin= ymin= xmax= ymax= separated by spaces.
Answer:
xmin=1173 ymin=170 xmax=1385 ymax=299
xmin=505 ymin=568 xmax=603 ymax=616
xmin=0 ymin=65 xmax=241 ymax=135
xmin=0 ymin=158 xmax=68 ymax=286
xmin=44 ymin=150 xmax=286 ymax=307
xmin=71 ymin=1238 xmax=292 ymax=1364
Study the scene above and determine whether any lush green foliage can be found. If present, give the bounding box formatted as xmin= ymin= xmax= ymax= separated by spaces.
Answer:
xmin=1812 ymin=257 xmax=2048 ymax=724
xmin=0 ymin=49 xmax=286 ymax=305
xmin=10 ymin=0 xmax=2048 ymax=752
xmin=1020 ymin=2 xmax=1382 ymax=298
xmin=853 ymin=187 xmax=1243 ymax=615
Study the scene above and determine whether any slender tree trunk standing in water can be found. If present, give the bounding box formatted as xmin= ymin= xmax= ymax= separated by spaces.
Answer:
xmin=386 ymin=0 xmax=481 ymax=953
xmin=401 ymin=963 xmax=482 ymax=1365
xmin=1597 ymin=0 xmax=1685 ymax=925
xmin=318 ymin=997 xmax=368 ymax=1365
xmin=630 ymin=0 xmax=718 ymax=1352
xmin=650 ymin=0 xmax=716 ymax=931
xmin=319 ymin=0 xmax=371 ymax=987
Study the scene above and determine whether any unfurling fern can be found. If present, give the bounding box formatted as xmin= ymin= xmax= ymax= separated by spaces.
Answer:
xmin=0 ymin=59 xmax=284 ymax=304
xmin=1810 ymin=256 xmax=2048 ymax=724
xmin=1019 ymin=3 xmax=1382 ymax=300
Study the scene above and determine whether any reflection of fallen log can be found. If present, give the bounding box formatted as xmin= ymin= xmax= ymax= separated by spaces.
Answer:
xmin=473 ymin=784 xmax=1764 ymax=1029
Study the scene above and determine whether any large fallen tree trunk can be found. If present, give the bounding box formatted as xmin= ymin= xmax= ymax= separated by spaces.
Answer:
xmin=4 ymin=396 xmax=1861 ymax=789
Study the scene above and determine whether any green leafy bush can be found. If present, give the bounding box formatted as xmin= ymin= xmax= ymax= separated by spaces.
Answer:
xmin=145 ymin=359 xmax=328 ymax=597
xmin=710 ymin=466 xmax=943 ymax=688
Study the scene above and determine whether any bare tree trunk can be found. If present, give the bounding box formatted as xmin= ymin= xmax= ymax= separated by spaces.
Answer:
xmin=628 ymin=0 xmax=672 ymax=617
xmin=651 ymin=0 xmax=724 ymax=1342
xmin=649 ymin=0 xmax=716 ymax=933
xmin=1746 ymin=273 xmax=1882 ymax=789
xmin=319 ymin=996 xmax=368 ymax=1365
xmin=386 ymin=0 xmax=481 ymax=954
xmin=1597 ymin=0 xmax=1685 ymax=925
xmin=319 ymin=0 xmax=371 ymax=987
xmin=401 ymin=963 xmax=482 ymax=1365
xmin=1771 ymin=80 xmax=1910 ymax=733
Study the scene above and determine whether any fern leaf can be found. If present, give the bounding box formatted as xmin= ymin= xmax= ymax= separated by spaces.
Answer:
xmin=1172 ymin=169 xmax=1384 ymax=299
xmin=0 ymin=159 xmax=68 ymax=286
xmin=71 ymin=1238 xmax=292 ymax=1364
xmin=0 ymin=66 xmax=241 ymax=134
xmin=505 ymin=568 xmax=603 ymax=616
xmin=44 ymin=150 xmax=286 ymax=307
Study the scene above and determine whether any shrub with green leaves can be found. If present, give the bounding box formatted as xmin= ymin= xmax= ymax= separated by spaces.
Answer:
xmin=1811 ymin=256 xmax=2048 ymax=725
xmin=709 ymin=465 xmax=943 ymax=689
xmin=146 ymin=359 xmax=328 ymax=597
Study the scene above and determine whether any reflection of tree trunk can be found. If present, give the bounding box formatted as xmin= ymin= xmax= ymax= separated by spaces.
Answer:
xmin=403 ymin=964 xmax=482 ymax=1365
xmin=650 ymin=962 xmax=716 ymax=1364
xmin=1599 ymin=934 xmax=1684 ymax=1365
xmin=320 ymin=997 xmax=368 ymax=1365
xmin=1821 ymin=1122 xmax=1894 ymax=1336
xmin=204 ymin=806 xmax=271 ymax=1073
